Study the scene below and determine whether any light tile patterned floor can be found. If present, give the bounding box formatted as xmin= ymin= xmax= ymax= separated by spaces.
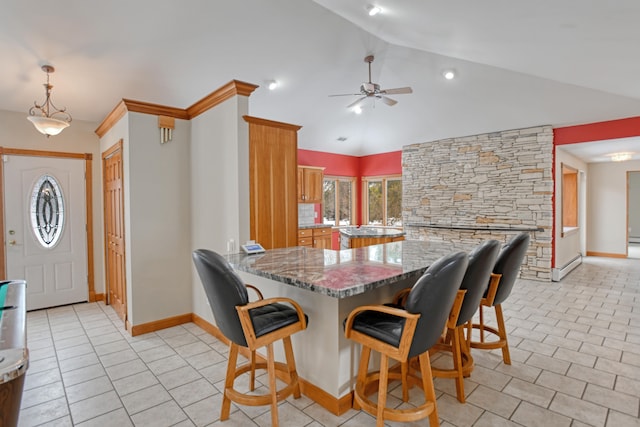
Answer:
xmin=17 ymin=256 xmax=640 ymax=426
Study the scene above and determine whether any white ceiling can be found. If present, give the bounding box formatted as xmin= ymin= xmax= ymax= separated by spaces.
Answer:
xmin=2 ymin=0 xmax=640 ymax=158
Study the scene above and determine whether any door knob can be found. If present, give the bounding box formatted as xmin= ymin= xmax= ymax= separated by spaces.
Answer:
xmin=8 ymin=240 xmax=16 ymax=246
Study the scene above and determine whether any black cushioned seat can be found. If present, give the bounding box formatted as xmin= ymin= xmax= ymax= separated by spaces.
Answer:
xmin=344 ymin=251 xmax=469 ymax=427
xmin=192 ymin=249 xmax=308 ymax=427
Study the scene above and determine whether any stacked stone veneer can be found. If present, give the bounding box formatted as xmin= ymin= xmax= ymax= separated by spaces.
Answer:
xmin=402 ymin=125 xmax=553 ymax=281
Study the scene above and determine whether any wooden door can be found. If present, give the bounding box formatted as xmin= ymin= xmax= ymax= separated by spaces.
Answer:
xmin=103 ymin=141 xmax=127 ymax=323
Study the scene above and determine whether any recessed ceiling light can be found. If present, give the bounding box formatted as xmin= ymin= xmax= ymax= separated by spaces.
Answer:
xmin=443 ymin=70 xmax=456 ymax=80
xmin=609 ymin=152 xmax=633 ymax=162
xmin=367 ymin=5 xmax=382 ymax=16
xmin=267 ymin=80 xmax=278 ymax=90
xmin=353 ymin=105 xmax=363 ymax=114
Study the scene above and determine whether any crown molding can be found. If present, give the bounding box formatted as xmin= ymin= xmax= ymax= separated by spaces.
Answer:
xmin=95 ymin=80 xmax=259 ymax=137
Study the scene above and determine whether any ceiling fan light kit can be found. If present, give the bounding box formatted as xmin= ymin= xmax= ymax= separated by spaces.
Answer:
xmin=329 ymin=55 xmax=413 ymax=110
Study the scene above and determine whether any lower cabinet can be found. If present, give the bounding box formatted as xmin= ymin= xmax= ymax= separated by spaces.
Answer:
xmin=298 ymin=227 xmax=332 ymax=249
xmin=345 ymin=235 xmax=405 ymax=249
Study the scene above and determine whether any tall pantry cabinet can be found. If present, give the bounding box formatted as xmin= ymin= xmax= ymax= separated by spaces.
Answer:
xmin=244 ymin=115 xmax=300 ymax=249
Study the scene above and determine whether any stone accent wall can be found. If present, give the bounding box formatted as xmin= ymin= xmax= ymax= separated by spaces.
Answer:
xmin=402 ymin=126 xmax=554 ymax=281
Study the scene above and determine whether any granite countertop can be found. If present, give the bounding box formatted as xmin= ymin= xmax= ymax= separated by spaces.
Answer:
xmin=339 ymin=226 xmax=405 ymax=238
xmin=298 ymin=224 xmax=334 ymax=229
xmin=225 ymin=240 xmax=472 ymax=299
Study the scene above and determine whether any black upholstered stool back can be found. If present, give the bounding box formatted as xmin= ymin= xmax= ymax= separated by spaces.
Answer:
xmin=456 ymin=240 xmax=501 ymax=326
xmin=192 ymin=249 xmax=249 ymax=347
xmin=404 ymin=251 xmax=468 ymax=358
xmin=492 ymin=233 xmax=531 ymax=306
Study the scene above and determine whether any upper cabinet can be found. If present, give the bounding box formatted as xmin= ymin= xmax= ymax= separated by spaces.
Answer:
xmin=298 ymin=166 xmax=324 ymax=204
xmin=245 ymin=115 xmax=301 ymax=249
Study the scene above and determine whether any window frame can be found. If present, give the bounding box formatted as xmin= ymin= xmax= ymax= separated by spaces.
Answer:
xmin=322 ymin=175 xmax=357 ymax=226
xmin=362 ymin=174 xmax=402 ymax=227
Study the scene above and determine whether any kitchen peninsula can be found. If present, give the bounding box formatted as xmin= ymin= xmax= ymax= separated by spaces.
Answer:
xmin=225 ymin=240 xmax=472 ymax=414
xmin=339 ymin=226 xmax=405 ymax=249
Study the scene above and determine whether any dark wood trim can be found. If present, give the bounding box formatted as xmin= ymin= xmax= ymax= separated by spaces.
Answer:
xmin=96 ymin=80 xmax=259 ymax=137
xmin=0 ymin=148 xmax=87 ymax=159
xmin=128 ymin=313 xmax=193 ymax=337
xmin=188 ymin=80 xmax=259 ymax=118
xmin=243 ymin=115 xmax=302 ymax=131
xmin=0 ymin=148 xmax=95 ymax=300
xmin=122 ymin=99 xmax=190 ymax=120
xmin=586 ymin=251 xmax=627 ymax=258
xmin=95 ymin=100 xmax=128 ymax=138
xmin=85 ymin=154 xmax=96 ymax=302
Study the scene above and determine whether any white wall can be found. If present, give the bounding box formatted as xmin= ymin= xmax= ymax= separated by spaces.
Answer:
xmin=190 ymin=97 xmax=251 ymax=324
xmin=555 ymin=148 xmax=587 ymax=268
xmin=629 ymin=171 xmax=640 ymax=241
xmin=587 ymin=159 xmax=640 ymax=255
xmin=99 ymin=111 xmax=192 ymax=326
xmin=0 ymin=109 xmax=104 ymax=295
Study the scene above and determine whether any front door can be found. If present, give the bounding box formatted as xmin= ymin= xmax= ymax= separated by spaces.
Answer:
xmin=4 ymin=155 xmax=88 ymax=310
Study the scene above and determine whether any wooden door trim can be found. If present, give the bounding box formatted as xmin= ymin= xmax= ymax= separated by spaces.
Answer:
xmin=0 ymin=147 xmax=96 ymax=302
xmin=102 ymin=139 xmax=126 ymax=322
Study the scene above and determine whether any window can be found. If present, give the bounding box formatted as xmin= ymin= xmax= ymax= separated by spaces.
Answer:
xmin=30 ymin=174 xmax=65 ymax=248
xmin=363 ymin=175 xmax=402 ymax=226
xmin=323 ymin=176 xmax=356 ymax=226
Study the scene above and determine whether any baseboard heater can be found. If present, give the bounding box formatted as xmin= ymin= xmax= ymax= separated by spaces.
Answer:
xmin=552 ymin=254 xmax=582 ymax=282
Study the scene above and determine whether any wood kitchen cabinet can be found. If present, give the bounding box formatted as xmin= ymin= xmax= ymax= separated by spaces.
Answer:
xmin=298 ymin=226 xmax=332 ymax=249
xmin=297 ymin=166 xmax=324 ymax=203
xmin=245 ymin=115 xmax=301 ymax=249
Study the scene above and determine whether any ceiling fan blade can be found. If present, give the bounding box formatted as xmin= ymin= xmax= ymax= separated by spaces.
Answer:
xmin=329 ymin=93 xmax=363 ymax=97
xmin=346 ymin=97 xmax=367 ymax=109
xmin=381 ymin=87 xmax=413 ymax=95
xmin=381 ymin=96 xmax=398 ymax=106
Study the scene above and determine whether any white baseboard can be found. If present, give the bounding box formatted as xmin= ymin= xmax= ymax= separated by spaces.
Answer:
xmin=552 ymin=255 xmax=582 ymax=282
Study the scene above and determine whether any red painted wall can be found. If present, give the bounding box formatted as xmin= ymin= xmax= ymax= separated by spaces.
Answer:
xmin=554 ymin=115 xmax=640 ymax=145
xmin=297 ymin=149 xmax=402 ymax=229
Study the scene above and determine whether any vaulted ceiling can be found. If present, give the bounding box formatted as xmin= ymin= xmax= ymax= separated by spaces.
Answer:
xmin=2 ymin=0 xmax=640 ymax=157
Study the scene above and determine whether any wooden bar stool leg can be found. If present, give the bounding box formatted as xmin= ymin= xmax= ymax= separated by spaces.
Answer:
xmin=221 ymin=343 xmax=239 ymax=421
xmin=495 ymin=304 xmax=511 ymax=365
xmin=401 ymin=360 xmax=409 ymax=402
xmin=478 ymin=305 xmax=485 ymax=343
xmin=283 ymin=336 xmax=301 ymax=398
xmin=451 ymin=327 xmax=465 ymax=403
xmin=418 ymin=352 xmax=440 ymax=427
xmin=266 ymin=343 xmax=279 ymax=427
xmin=353 ymin=346 xmax=371 ymax=410
xmin=376 ymin=354 xmax=389 ymax=427
xmin=249 ymin=350 xmax=256 ymax=391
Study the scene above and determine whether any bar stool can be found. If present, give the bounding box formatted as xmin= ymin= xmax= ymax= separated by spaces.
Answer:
xmin=430 ymin=239 xmax=501 ymax=402
xmin=192 ymin=249 xmax=308 ymax=427
xmin=470 ymin=233 xmax=530 ymax=365
xmin=344 ymin=252 xmax=468 ymax=427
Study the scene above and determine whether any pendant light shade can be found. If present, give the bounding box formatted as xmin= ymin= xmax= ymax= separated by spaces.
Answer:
xmin=27 ymin=65 xmax=72 ymax=137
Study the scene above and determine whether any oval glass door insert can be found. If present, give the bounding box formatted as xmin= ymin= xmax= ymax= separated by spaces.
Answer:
xmin=30 ymin=174 xmax=65 ymax=248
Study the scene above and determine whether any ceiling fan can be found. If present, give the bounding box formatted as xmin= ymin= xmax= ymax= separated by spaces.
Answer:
xmin=329 ymin=55 xmax=413 ymax=109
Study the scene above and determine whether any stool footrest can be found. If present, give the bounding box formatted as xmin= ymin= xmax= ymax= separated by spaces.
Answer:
xmin=225 ymin=361 xmax=298 ymax=407
xmin=354 ymin=370 xmax=435 ymax=423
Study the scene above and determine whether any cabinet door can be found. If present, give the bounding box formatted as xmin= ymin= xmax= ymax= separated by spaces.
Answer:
xmin=313 ymin=235 xmax=332 ymax=249
xmin=305 ymin=168 xmax=324 ymax=203
xmin=297 ymin=167 xmax=305 ymax=202
xmin=247 ymin=117 xmax=300 ymax=249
